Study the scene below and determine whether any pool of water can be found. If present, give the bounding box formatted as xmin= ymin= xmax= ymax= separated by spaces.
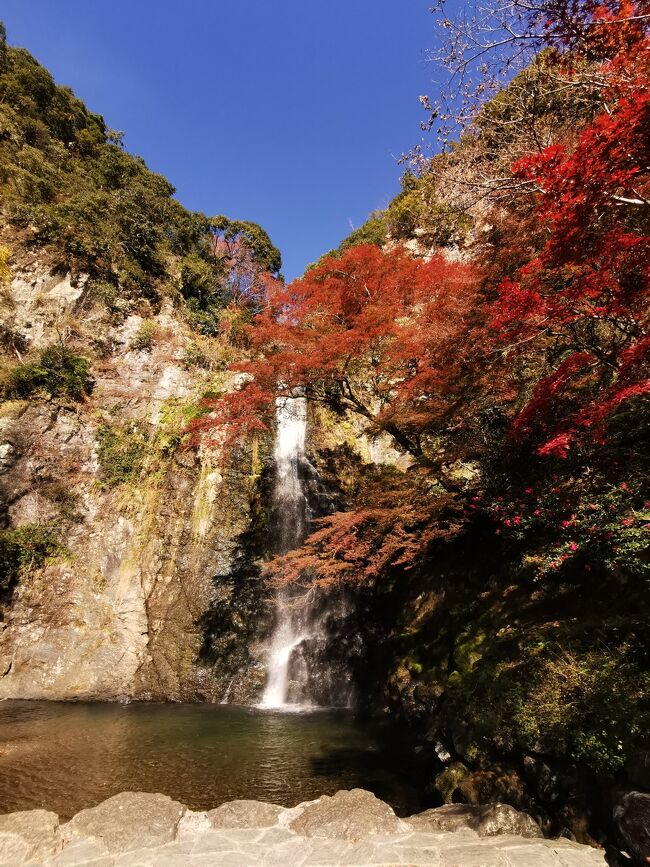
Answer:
xmin=0 ymin=701 xmax=425 ymax=820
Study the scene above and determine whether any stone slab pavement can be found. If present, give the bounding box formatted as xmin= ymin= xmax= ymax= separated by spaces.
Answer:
xmin=41 ymin=826 xmax=607 ymax=866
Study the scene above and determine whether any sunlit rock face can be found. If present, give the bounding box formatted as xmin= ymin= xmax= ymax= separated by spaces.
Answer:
xmin=0 ymin=261 xmax=270 ymax=702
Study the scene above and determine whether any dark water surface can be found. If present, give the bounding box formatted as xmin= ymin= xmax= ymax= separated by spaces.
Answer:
xmin=0 ymin=701 xmax=424 ymax=820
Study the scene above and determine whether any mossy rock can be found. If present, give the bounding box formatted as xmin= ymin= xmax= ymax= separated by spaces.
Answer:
xmin=96 ymin=421 xmax=147 ymax=488
xmin=453 ymin=629 xmax=488 ymax=676
xmin=434 ymin=762 xmax=470 ymax=804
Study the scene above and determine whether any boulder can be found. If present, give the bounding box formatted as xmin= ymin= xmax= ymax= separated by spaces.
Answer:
xmin=613 ymin=791 xmax=650 ymax=865
xmin=62 ymin=792 xmax=184 ymax=854
xmin=476 ymin=803 xmax=543 ymax=838
xmin=288 ymin=789 xmax=406 ymax=841
xmin=207 ymin=800 xmax=285 ymax=828
xmin=0 ymin=809 xmax=61 ymax=864
xmin=407 ymin=802 xmax=543 ymax=838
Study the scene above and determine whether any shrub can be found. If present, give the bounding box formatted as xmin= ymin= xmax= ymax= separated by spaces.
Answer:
xmin=6 ymin=345 xmax=93 ymax=400
xmin=0 ymin=244 xmax=11 ymax=285
xmin=130 ymin=320 xmax=157 ymax=352
xmin=0 ymin=524 xmax=65 ymax=599
xmin=85 ymin=278 xmax=121 ymax=313
xmin=451 ymin=636 xmax=650 ymax=777
xmin=182 ymin=342 xmax=209 ymax=369
xmin=96 ymin=421 xmax=147 ymax=488
xmin=184 ymin=300 xmax=221 ymax=337
xmin=179 ymin=253 xmax=223 ymax=307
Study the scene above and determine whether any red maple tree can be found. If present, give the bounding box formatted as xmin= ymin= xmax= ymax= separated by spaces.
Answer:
xmin=490 ymin=0 xmax=649 ymax=455
xmin=192 ymin=244 xmax=478 ymax=458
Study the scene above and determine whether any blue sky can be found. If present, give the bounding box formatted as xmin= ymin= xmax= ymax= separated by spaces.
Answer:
xmin=2 ymin=1 xmax=443 ymax=280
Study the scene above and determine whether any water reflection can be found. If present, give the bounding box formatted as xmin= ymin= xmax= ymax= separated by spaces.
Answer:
xmin=0 ymin=702 xmax=423 ymax=820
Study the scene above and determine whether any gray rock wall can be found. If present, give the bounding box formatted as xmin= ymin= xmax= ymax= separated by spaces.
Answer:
xmin=0 ymin=261 xmax=270 ymax=702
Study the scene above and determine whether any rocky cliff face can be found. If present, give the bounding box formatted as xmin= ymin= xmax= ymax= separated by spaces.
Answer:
xmin=0 ymin=258 xmax=272 ymax=702
xmin=0 ymin=256 xmax=418 ymax=704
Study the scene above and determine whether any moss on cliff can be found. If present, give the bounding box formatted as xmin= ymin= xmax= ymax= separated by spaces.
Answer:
xmin=96 ymin=422 xmax=147 ymax=489
xmin=0 ymin=523 xmax=66 ymax=600
xmin=3 ymin=345 xmax=93 ymax=401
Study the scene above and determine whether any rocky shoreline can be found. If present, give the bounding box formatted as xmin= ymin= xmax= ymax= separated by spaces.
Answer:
xmin=0 ymin=788 xmax=606 ymax=865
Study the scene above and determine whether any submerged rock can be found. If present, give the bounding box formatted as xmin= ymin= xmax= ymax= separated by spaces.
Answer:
xmin=407 ymin=802 xmax=542 ymax=838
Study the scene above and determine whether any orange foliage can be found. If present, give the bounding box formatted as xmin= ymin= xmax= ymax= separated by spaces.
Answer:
xmin=191 ymin=245 xmax=479 ymax=458
xmin=267 ymin=470 xmax=464 ymax=590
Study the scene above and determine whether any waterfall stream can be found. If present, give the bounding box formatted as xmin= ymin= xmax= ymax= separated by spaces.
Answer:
xmin=260 ymin=395 xmax=314 ymax=710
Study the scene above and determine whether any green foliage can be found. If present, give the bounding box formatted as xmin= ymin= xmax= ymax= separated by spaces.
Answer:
xmin=454 ymin=639 xmax=650 ymax=776
xmin=0 ymin=523 xmax=65 ymax=599
xmin=5 ymin=345 xmax=93 ymax=400
xmin=182 ymin=342 xmax=209 ymax=369
xmin=473 ymin=52 xmax=600 ymax=156
xmin=0 ymin=244 xmax=10 ymax=284
xmin=96 ymin=421 xmax=147 ymax=488
xmin=384 ymin=168 xmax=472 ymax=248
xmin=333 ymin=173 xmax=471 ymax=256
xmin=85 ymin=278 xmax=120 ymax=313
xmin=130 ymin=320 xmax=157 ymax=352
xmin=179 ymin=253 xmax=223 ymax=307
xmin=338 ymin=212 xmax=388 ymax=253
xmin=385 ymin=187 xmax=422 ymax=239
xmin=183 ymin=300 xmax=222 ymax=337
xmin=177 ymin=252 xmax=228 ymax=335
xmin=434 ymin=763 xmax=470 ymax=804
xmin=484 ymin=478 xmax=650 ymax=582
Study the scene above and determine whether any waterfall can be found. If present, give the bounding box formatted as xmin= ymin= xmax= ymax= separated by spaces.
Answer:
xmin=270 ymin=394 xmax=307 ymax=555
xmin=260 ymin=395 xmax=312 ymax=710
xmin=258 ymin=394 xmax=354 ymax=711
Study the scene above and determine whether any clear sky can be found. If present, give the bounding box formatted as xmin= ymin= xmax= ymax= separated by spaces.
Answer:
xmin=2 ymin=1 xmax=443 ymax=280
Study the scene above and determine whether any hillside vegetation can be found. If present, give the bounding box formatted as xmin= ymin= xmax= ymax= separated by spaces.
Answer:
xmin=0 ymin=22 xmax=280 ymax=332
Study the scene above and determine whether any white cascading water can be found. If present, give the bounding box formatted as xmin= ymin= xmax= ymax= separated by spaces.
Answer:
xmin=260 ymin=395 xmax=312 ymax=709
